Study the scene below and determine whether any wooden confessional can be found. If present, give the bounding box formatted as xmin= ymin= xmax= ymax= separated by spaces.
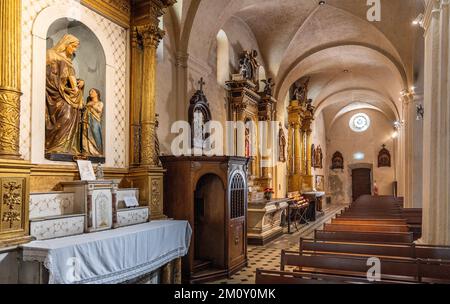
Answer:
xmin=161 ymin=156 xmax=249 ymax=283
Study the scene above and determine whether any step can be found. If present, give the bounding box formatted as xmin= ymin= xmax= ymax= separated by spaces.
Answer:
xmin=29 ymin=192 xmax=76 ymax=220
xmin=116 ymin=207 xmax=149 ymax=228
xmin=193 ymin=260 xmax=213 ymax=273
xmin=30 ymin=214 xmax=85 ymax=241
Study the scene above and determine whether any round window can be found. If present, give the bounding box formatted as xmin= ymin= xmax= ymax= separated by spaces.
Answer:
xmin=349 ymin=113 xmax=371 ymax=132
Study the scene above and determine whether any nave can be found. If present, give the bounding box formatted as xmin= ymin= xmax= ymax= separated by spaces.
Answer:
xmin=212 ymin=203 xmax=347 ymax=284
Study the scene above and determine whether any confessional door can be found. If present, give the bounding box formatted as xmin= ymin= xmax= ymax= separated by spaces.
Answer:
xmin=194 ymin=174 xmax=226 ymax=270
xmin=228 ymin=172 xmax=247 ymax=270
xmin=352 ymin=168 xmax=372 ymax=202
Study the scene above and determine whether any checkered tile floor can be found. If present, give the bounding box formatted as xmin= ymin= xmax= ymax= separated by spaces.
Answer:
xmin=208 ymin=203 xmax=347 ymax=284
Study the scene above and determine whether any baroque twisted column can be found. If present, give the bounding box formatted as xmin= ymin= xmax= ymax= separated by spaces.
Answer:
xmin=421 ymin=0 xmax=450 ymax=245
xmin=0 ymin=0 xmax=22 ymax=159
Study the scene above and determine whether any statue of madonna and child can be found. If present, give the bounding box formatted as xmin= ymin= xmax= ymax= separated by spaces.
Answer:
xmin=45 ymin=34 xmax=104 ymax=162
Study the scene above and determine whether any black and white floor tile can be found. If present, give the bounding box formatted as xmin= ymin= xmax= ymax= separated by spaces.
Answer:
xmin=209 ymin=203 xmax=347 ymax=284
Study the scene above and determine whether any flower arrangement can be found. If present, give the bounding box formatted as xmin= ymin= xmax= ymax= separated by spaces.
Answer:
xmin=264 ymin=188 xmax=274 ymax=200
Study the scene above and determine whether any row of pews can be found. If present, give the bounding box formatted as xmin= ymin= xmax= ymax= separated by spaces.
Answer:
xmin=256 ymin=195 xmax=450 ymax=284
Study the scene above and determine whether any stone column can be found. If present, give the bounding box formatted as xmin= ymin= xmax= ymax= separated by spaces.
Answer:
xmin=421 ymin=0 xmax=450 ymax=245
xmin=140 ymin=24 xmax=163 ymax=167
xmin=0 ymin=0 xmax=21 ymax=159
xmin=0 ymin=0 xmax=32 ymax=248
xmin=402 ymin=91 xmax=414 ymax=207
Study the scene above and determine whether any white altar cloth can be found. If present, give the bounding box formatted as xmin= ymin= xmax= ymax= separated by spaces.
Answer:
xmin=21 ymin=220 xmax=192 ymax=284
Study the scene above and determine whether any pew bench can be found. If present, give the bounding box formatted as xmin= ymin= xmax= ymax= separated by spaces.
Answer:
xmin=315 ymin=230 xmax=414 ymax=244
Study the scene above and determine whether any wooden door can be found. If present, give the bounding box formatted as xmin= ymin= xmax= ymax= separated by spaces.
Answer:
xmin=352 ymin=168 xmax=372 ymax=202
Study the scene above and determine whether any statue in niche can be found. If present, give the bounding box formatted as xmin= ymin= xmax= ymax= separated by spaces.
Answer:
xmin=188 ymin=78 xmax=212 ymax=152
xmin=293 ymin=77 xmax=310 ymax=104
xmin=82 ymin=88 xmax=104 ymax=157
xmin=245 ymin=126 xmax=251 ymax=158
xmin=278 ymin=123 xmax=286 ymax=163
xmin=311 ymin=144 xmax=316 ymax=168
xmin=45 ymin=34 xmax=85 ymax=157
xmin=314 ymin=145 xmax=323 ymax=169
xmin=262 ymin=78 xmax=275 ymax=97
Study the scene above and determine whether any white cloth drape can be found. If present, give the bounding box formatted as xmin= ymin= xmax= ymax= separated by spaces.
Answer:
xmin=21 ymin=220 xmax=192 ymax=284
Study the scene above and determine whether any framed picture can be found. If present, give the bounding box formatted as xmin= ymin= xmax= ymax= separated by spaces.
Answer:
xmin=315 ymin=175 xmax=325 ymax=191
xmin=77 ymin=160 xmax=96 ymax=181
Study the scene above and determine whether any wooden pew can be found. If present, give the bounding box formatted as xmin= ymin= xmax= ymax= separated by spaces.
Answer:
xmin=300 ymin=238 xmax=450 ymax=261
xmin=315 ymin=230 xmax=414 ymax=244
xmin=331 ymin=218 xmax=407 ymax=226
xmin=280 ymin=250 xmax=419 ymax=283
xmin=255 ymin=269 xmax=408 ymax=284
xmin=281 ymin=250 xmax=450 ymax=283
xmin=323 ymin=223 xmax=410 ymax=233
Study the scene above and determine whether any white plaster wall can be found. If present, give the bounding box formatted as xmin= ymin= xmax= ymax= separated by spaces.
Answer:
xmin=327 ymin=109 xmax=396 ymax=204
xmin=312 ymin=112 xmax=327 ymax=191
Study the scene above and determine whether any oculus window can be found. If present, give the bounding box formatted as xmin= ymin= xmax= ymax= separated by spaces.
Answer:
xmin=349 ymin=113 xmax=370 ymax=132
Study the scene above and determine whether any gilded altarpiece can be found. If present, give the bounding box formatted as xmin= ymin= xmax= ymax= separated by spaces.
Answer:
xmin=226 ymin=51 xmax=277 ymax=197
xmin=287 ymin=78 xmax=315 ymax=192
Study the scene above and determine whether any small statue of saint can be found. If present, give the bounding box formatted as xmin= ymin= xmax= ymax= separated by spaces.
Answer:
xmin=262 ymin=78 xmax=275 ymax=96
xmin=245 ymin=127 xmax=251 ymax=158
xmin=82 ymin=88 xmax=104 ymax=157
xmin=45 ymin=34 xmax=85 ymax=156
xmin=96 ymin=163 xmax=104 ymax=180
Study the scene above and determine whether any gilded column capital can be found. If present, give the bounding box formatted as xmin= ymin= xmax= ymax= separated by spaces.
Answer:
xmin=135 ymin=24 xmax=165 ymax=49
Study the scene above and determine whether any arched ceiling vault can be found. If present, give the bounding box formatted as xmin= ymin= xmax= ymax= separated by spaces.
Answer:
xmin=177 ymin=0 xmax=422 ymax=127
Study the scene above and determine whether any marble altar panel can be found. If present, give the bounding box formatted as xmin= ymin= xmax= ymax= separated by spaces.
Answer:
xmin=30 ymin=215 xmax=85 ymax=240
xmin=29 ymin=192 xmax=75 ymax=219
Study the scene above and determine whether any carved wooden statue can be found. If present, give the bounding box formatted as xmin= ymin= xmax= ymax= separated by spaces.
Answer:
xmin=278 ymin=123 xmax=286 ymax=163
xmin=45 ymin=34 xmax=85 ymax=158
xmin=82 ymin=88 xmax=104 ymax=157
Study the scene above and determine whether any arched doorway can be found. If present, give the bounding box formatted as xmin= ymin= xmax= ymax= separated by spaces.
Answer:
xmin=194 ymin=174 xmax=226 ymax=271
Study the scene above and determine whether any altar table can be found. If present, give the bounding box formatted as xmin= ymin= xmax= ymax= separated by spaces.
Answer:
xmin=20 ymin=220 xmax=192 ymax=284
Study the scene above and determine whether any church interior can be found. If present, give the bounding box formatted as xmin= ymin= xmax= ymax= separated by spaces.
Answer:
xmin=1 ymin=0 xmax=450 ymax=285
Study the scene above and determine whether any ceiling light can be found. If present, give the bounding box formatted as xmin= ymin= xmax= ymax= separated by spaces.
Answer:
xmin=392 ymin=131 xmax=399 ymax=139
xmin=319 ymin=1 xmax=326 ymax=5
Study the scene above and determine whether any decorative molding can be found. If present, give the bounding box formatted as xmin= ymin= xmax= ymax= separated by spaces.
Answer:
xmin=81 ymin=0 xmax=131 ymax=28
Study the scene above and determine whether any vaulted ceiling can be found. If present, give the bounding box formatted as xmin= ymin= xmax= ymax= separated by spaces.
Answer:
xmin=173 ymin=0 xmax=425 ymax=126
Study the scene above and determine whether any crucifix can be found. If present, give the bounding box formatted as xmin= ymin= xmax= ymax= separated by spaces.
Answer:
xmin=198 ymin=77 xmax=206 ymax=92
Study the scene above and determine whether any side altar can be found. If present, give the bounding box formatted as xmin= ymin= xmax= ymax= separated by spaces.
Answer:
xmin=247 ymin=198 xmax=289 ymax=245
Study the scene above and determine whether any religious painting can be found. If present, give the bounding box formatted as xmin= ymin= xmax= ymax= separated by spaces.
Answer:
xmin=188 ymin=78 xmax=212 ymax=152
xmin=278 ymin=123 xmax=286 ymax=163
xmin=378 ymin=145 xmax=391 ymax=168
xmin=45 ymin=20 xmax=106 ymax=163
xmin=331 ymin=151 xmax=344 ymax=170
xmin=315 ymin=175 xmax=325 ymax=191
